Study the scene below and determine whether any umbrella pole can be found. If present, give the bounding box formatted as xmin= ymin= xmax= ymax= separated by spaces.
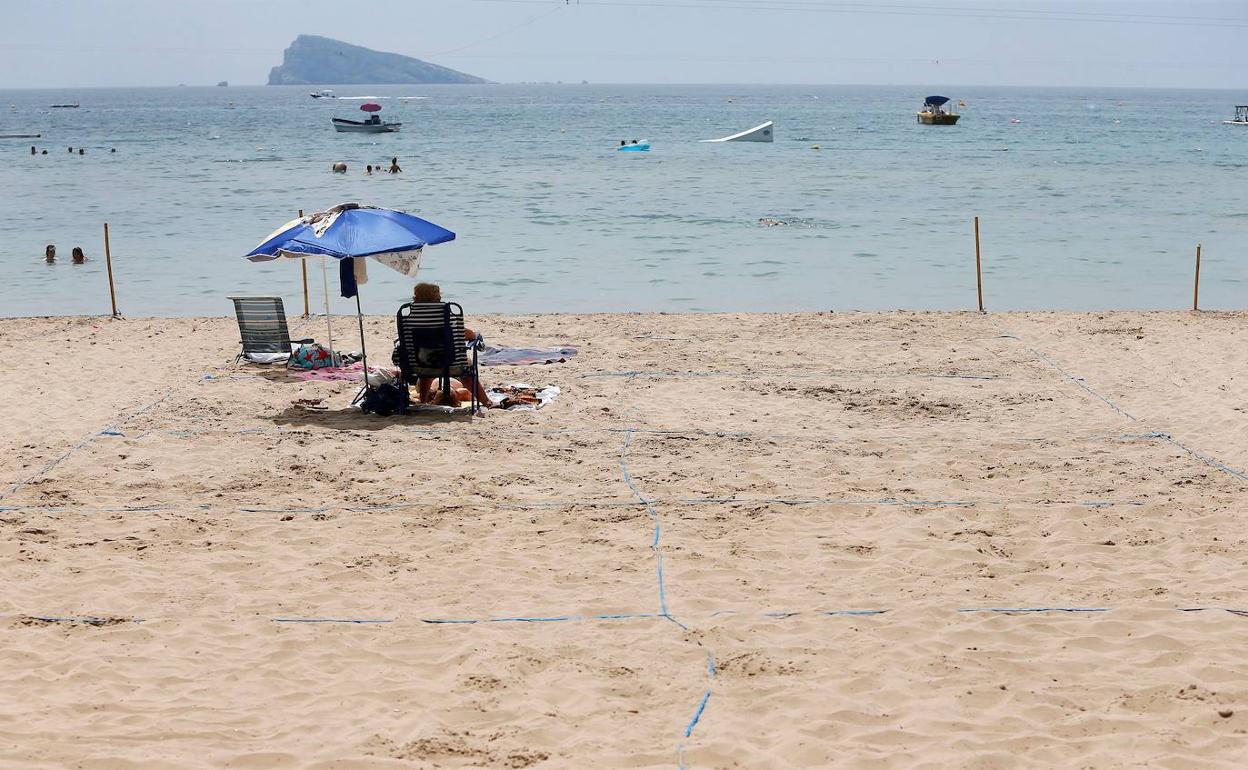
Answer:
xmin=320 ymin=256 xmax=335 ymax=359
xmin=355 ymin=290 xmax=370 ymax=389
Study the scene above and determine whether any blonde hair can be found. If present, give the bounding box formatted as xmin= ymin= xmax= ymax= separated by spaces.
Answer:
xmin=413 ymin=282 xmax=442 ymax=303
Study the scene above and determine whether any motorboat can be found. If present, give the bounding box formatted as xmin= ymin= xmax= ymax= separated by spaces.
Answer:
xmin=618 ymin=141 xmax=650 ymax=152
xmin=332 ymin=115 xmax=401 ymax=133
xmin=700 ymin=121 xmax=774 ymax=143
xmin=1224 ymin=105 xmax=1248 ymax=126
xmin=917 ymin=96 xmax=960 ymax=125
xmin=310 ymin=89 xmax=337 ymax=99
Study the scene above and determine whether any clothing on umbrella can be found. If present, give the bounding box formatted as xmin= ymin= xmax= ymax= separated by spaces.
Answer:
xmin=339 ymin=257 xmax=357 ymax=298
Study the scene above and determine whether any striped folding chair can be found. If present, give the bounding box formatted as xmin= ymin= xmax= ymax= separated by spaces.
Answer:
xmin=228 ymin=296 xmax=312 ymax=366
xmin=394 ymin=301 xmax=481 ymax=412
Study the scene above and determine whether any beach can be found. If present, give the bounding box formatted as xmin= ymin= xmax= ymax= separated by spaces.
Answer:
xmin=3 ymin=309 xmax=1248 ymax=768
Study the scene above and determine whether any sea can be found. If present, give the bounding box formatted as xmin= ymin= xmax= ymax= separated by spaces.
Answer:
xmin=1 ymin=83 xmax=1246 ymax=317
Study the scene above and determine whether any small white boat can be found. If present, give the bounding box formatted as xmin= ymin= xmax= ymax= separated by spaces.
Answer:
xmin=1223 ymin=105 xmax=1248 ymax=126
xmin=701 ymin=121 xmax=774 ymax=143
xmin=332 ymin=116 xmax=401 ymax=133
xmin=310 ymin=89 xmax=337 ymax=99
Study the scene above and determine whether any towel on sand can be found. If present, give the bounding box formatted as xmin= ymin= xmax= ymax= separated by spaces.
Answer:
xmin=480 ymin=345 xmax=578 ymax=367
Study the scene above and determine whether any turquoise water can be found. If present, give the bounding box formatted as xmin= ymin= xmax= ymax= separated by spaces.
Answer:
xmin=1 ymin=84 xmax=1246 ymax=317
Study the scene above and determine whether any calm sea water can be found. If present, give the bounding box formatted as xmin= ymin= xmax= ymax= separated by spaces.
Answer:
xmin=1 ymin=83 xmax=1245 ymax=317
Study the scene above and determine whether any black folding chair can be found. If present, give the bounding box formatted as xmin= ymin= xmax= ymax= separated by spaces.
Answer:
xmin=228 ymin=296 xmax=312 ymax=366
xmin=394 ymin=302 xmax=481 ymax=412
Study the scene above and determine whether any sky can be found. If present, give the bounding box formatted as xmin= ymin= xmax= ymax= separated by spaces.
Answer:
xmin=1 ymin=0 xmax=1245 ymax=89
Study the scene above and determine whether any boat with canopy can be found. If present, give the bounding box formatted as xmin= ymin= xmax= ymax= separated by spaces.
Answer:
xmin=917 ymin=96 xmax=960 ymax=125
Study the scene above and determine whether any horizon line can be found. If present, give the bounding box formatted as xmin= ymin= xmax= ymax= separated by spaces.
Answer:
xmin=1 ymin=82 xmax=1245 ymax=92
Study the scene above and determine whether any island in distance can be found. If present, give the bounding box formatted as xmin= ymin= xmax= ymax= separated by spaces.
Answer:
xmin=267 ymin=34 xmax=487 ymax=85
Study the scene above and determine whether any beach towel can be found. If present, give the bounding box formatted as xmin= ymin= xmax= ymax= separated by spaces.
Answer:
xmin=288 ymin=361 xmax=377 ymax=381
xmin=480 ymin=345 xmax=578 ymax=367
xmin=487 ymin=383 xmax=561 ymax=410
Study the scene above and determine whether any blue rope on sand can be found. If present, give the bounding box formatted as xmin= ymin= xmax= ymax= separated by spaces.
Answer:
xmin=28 ymin=615 xmax=143 ymax=625
xmin=683 ymin=690 xmax=712 ymax=737
xmin=957 ymin=607 xmax=1110 ymax=614
xmin=994 ymin=329 xmax=1248 ymax=486
xmin=272 ymin=618 xmax=394 ymax=624
xmin=1178 ymin=607 xmax=1248 ymax=617
xmin=619 ymin=429 xmax=676 ymax=621
xmin=419 ymin=613 xmax=663 ymax=625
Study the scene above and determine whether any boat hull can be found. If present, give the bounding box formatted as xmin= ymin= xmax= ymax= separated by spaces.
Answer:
xmin=701 ymin=121 xmax=774 ymax=143
xmin=917 ymin=112 xmax=960 ymax=125
xmin=332 ymin=119 xmax=401 ymax=134
xmin=1223 ymin=120 xmax=1248 ymax=126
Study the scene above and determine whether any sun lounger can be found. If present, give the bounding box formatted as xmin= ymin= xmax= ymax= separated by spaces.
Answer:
xmin=228 ymin=296 xmax=312 ymax=366
xmin=394 ymin=301 xmax=481 ymax=412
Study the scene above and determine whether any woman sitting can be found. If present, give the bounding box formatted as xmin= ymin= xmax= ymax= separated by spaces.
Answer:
xmin=411 ymin=282 xmax=496 ymax=408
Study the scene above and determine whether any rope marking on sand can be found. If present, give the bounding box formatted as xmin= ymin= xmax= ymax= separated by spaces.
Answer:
xmin=1 ymin=314 xmax=318 ymax=505
xmin=29 ymin=607 xmax=1248 ymax=628
xmin=987 ymin=324 xmax=1248 ymax=486
xmin=0 ymin=392 xmax=173 ymax=502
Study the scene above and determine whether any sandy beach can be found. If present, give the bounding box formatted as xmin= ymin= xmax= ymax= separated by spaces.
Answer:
xmin=3 ymin=309 xmax=1248 ymax=768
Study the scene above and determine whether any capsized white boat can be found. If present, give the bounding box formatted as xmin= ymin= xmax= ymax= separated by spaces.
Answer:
xmin=701 ymin=121 xmax=774 ymax=143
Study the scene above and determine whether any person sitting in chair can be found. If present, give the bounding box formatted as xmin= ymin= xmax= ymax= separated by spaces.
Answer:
xmin=411 ymin=282 xmax=496 ymax=408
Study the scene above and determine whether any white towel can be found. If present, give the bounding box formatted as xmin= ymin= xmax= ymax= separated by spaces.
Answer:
xmin=353 ymin=256 xmax=368 ymax=285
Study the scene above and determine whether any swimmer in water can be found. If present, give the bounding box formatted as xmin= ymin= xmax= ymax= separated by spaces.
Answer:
xmin=365 ymin=164 xmax=373 ymax=175
xmin=72 ymin=247 xmax=86 ymax=264
xmin=45 ymin=245 xmax=56 ymax=264
xmin=388 ymin=157 xmax=401 ymax=174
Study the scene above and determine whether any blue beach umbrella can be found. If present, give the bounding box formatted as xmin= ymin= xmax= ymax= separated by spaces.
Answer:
xmin=245 ymin=203 xmax=457 ymax=383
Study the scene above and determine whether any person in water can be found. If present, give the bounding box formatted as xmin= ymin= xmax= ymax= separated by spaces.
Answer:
xmin=388 ymin=157 xmax=401 ymax=174
xmin=45 ymin=245 xmax=55 ymax=263
xmin=72 ymin=247 xmax=86 ymax=264
xmin=365 ymin=164 xmax=373 ymax=175
xmin=410 ymin=282 xmax=495 ymax=408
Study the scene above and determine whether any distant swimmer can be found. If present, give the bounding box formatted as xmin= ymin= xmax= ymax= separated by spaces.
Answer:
xmin=30 ymin=146 xmax=35 ymax=155
xmin=78 ymin=148 xmax=84 ymax=155
xmin=332 ymin=162 xmax=347 ymax=173
xmin=68 ymin=147 xmax=73 ymax=153
xmin=758 ymin=218 xmax=788 ymax=227
xmin=45 ymin=245 xmax=56 ymax=263
xmin=40 ymin=149 xmax=47 ymax=155
xmin=365 ymin=164 xmax=373 ymax=175
xmin=72 ymin=247 xmax=86 ymax=264
xmin=388 ymin=156 xmax=402 ymax=174
xmin=110 ymin=148 xmax=116 ymax=153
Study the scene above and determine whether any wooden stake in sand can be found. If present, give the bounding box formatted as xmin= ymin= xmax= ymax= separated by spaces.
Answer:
xmin=974 ymin=216 xmax=985 ymax=313
xmin=298 ymin=210 xmax=309 ymax=316
xmin=1193 ymin=243 xmax=1202 ymax=311
xmin=103 ymin=222 xmax=119 ymax=317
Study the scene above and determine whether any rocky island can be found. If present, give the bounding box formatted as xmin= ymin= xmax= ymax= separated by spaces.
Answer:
xmin=267 ymin=35 xmax=486 ymax=85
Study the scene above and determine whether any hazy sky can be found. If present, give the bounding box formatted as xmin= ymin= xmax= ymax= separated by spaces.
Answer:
xmin=2 ymin=0 xmax=1245 ymax=89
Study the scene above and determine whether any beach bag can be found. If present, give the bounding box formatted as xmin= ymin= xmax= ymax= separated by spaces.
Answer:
xmin=358 ymin=382 xmax=409 ymax=417
xmin=292 ymin=343 xmax=340 ymax=369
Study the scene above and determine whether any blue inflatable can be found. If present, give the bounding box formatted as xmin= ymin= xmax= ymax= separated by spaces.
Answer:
xmin=618 ymin=143 xmax=651 ymax=152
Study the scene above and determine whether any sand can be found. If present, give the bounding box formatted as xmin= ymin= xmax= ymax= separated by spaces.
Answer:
xmin=2 ymin=310 xmax=1248 ymax=768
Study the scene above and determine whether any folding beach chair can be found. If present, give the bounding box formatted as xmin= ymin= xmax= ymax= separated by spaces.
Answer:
xmin=228 ymin=296 xmax=312 ymax=366
xmin=394 ymin=301 xmax=482 ymax=412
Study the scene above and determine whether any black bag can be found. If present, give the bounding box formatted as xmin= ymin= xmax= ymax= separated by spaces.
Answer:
xmin=358 ymin=382 xmax=410 ymax=416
